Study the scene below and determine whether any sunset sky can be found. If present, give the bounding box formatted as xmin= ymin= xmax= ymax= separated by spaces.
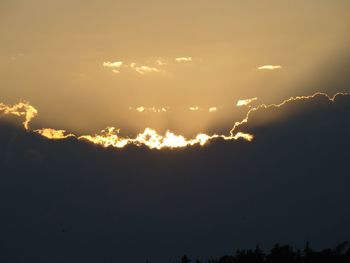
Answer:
xmin=1 ymin=1 xmax=350 ymax=263
xmin=1 ymin=0 xmax=350 ymax=136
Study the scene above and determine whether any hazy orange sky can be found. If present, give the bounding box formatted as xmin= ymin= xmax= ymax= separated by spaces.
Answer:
xmin=1 ymin=0 xmax=350 ymax=136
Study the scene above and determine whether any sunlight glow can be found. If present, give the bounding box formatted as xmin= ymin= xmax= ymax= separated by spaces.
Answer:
xmin=1 ymin=92 xmax=348 ymax=150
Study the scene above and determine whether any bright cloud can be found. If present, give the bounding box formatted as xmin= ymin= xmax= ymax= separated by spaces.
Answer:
xmin=208 ymin=107 xmax=217 ymax=113
xmin=103 ymin=61 xmax=123 ymax=68
xmin=236 ymin=97 xmax=258 ymax=107
xmin=257 ymin=65 xmax=281 ymax=70
xmin=130 ymin=106 xmax=168 ymax=113
xmin=130 ymin=64 xmax=162 ymax=75
xmin=175 ymin=57 xmax=192 ymax=62
xmin=189 ymin=106 xmax=200 ymax=111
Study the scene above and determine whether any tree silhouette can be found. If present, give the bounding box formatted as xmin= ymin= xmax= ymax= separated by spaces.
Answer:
xmin=181 ymin=254 xmax=191 ymax=263
xmin=173 ymin=242 xmax=350 ymax=263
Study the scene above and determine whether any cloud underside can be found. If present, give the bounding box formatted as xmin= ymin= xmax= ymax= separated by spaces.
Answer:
xmin=1 ymin=92 xmax=349 ymax=150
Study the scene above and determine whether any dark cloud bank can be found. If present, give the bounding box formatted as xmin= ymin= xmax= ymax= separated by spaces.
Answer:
xmin=1 ymin=95 xmax=350 ymax=263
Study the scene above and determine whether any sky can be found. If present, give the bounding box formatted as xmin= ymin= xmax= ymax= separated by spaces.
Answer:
xmin=1 ymin=0 xmax=350 ymax=136
xmin=1 ymin=1 xmax=350 ymax=262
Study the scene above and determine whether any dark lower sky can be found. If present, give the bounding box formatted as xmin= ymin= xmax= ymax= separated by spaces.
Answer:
xmin=1 ymin=95 xmax=350 ymax=262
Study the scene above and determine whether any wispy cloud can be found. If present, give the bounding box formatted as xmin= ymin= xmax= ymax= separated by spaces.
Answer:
xmin=0 ymin=101 xmax=37 ymax=130
xmin=103 ymin=60 xmax=163 ymax=75
xmin=257 ymin=65 xmax=281 ymax=70
xmin=208 ymin=107 xmax=217 ymax=113
xmin=103 ymin=56 xmax=195 ymax=75
xmin=155 ymin=59 xmax=167 ymax=66
xmin=3 ymin=92 xmax=350 ymax=150
xmin=189 ymin=106 xmax=200 ymax=111
xmin=236 ymin=97 xmax=258 ymax=107
xmin=129 ymin=106 xmax=168 ymax=113
xmin=103 ymin=61 xmax=123 ymax=68
xmin=130 ymin=63 xmax=162 ymax=75
xmin=175 ymin=57 xmax=192 ymax=62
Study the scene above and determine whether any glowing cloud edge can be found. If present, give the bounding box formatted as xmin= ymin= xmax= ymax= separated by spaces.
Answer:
xmin=0 ymin=92 xmax=349 ymax=150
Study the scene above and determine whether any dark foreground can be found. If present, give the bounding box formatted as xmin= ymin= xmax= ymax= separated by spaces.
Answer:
xmin=174 ymin=242 xmax=350 ymax=263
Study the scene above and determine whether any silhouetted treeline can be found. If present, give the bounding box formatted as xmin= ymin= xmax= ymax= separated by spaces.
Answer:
xmin=168 ymin=242 xmax=350 ymax=263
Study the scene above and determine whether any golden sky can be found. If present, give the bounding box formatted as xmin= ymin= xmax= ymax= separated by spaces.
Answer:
xmin=1 ymin=0 xmax=350 ymax=136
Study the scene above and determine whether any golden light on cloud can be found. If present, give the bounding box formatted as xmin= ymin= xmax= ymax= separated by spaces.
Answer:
xmin=130 ymin=64 xmax=162 ymax=75
xmin=0 ymin=101 xmax=38 ymax=130
xmin=257 ymin=65 xmax=281 ymax=70
xmin=208 ymin=107 xmax=217 ymax=113
xmin=130 ymin=106 xmax=168 ymax=113
xmin=175 ymin=57 xmax=192 ymax=62
xmin=35 ymin=128 xmax=75 ymax=139
xmin=136 ymin=106 xmax=145 ymax=112
xmin=103 ymin=60 xmax=163 ymax=75
xmin=189 ymin=106 xmax=200 ymax=111
xmin=229 ymin=92 xmax=350 ymax=136
xmin=103 ymin=61 xmax=123 ymax=68
xmin=0 ymin=92 xmax=348 ymax=150
xmin=258 ymin=65 xmax=282 ymax=70
xmin=236 ymin=97 xmax=258 ymax=107
xmin=79 ymin=128 xmax=253 ymax=150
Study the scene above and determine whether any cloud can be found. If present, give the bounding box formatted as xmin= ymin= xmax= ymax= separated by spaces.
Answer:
xmin=130 ymin=63 xmax=162 ymax=75
xmin=189 ymin=106 xmax=200 ymax=111
xmin=0 ymin=101 xmax=38 ymax=130
xmin=2 ymin=92 xmax=349 ymax=150
xmin=103 ymin=61 xmax=162 ymax=75
xmin=136 ymin=106 xmax=145 ymax=112
xmin=2 ymin=94 xmax=350 ymax=263
xmin=130 ymin=106 xmax=168 ymax=113
xmin=103 ymin=56 xmax=195 ymax=75
xmin=236 ymin=97 xmax=258 ymax=107
xmin=155 ymin=59 xmax=167 ymax=66
xmin=175 ymin=57 xmax=192 ymax=62
xmin=103 ymin=61 xmax=123 ymax=68
xmin=208 ymin=107 xmax=217 ymax=113
xmin=35 ymin=128 xmax=75 ymax=139
xmin=257 ymin=65 xmax=281 ymax=70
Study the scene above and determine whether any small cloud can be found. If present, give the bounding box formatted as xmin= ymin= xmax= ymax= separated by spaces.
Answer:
xmin=189 ymin=106 xmax=199 ymax=111
xmin=136 ymin=106 xmax=145 ymax=112
xmin=156 ymin=59 xmax=167 ymax=66
xmin=131 ymin=65 xmax=162 ymax=75
xmin=236 ymin=97 xmax=258 ymax=107
xmin=103 ymin=60 xmax=163 ymax=75
xmin=103 ymin=61 xmax=123 ymax=68
xmin=257 ymin=65 xmax=281 ymax=70
xmin=208 ymin=107 xmax=217 ymax=113
xmin=130 ymin=106 xmax=168 ymax=113
xmin=35 ymin=128 xmax=75 ymax=139
xmin=149 ymin=107 xmax=167 ymax=113
xmin=175 ymin=57 xmax=192 ymax=62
